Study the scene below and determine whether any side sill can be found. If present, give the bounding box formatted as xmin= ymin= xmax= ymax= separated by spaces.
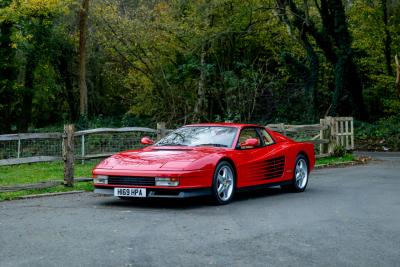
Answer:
xmin=236 ymin=180 xmax=292 ymax=193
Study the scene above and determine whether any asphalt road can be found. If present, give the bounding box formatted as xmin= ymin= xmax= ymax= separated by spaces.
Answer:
xmin=1 ymin=153 xmax=400 ymax=267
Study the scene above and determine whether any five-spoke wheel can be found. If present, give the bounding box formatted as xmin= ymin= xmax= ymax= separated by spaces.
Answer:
xmin=281 ymin=154 xmax=309 ymax=192
xmin=212 ymin=161 xmax=236 ymax=205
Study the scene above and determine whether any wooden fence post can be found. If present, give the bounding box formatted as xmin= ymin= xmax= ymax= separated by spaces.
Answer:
xmin=63 ymin=124 xmax=75 ymax=187
xmin=319 ymin=118 xmax=326 ymax=155
xmin=81 ymin=134 xmax=85 ymax=164
xmin=279 ymin=123 xmax=286 ymax=136
xmin=17 ymin=136 xmax=21 ymax=159
xmin=327 ymin=116 xmax=336 ymax=155
xmin=157 ymin=122 xmax=166 ymax=140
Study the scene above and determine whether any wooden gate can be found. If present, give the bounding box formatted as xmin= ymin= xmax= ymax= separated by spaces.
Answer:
xmin=320 ymin=116 xmax=354 ymax=155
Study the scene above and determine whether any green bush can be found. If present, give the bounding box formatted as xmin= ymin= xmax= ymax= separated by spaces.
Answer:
xmin=355 ymin=114 xmax=400 ymax=151
xmin=333 ymin=145 xmax=346 ymax=157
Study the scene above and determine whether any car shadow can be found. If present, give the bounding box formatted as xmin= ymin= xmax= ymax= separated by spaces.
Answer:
xmin=96 ymin=186 xmax=292 ymax=210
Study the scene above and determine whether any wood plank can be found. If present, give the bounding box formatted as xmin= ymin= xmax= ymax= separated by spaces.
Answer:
xmin=311 ymin=133 xmax=320 ymax=140
xmin=74 ymin=127 xmax=157 ymax=136
xmin=0 ymin=132 xmax=62 ymax=141
xmin=75 ymin=153 xmax=113 ymax=160
xmin=345 ymin=121 xmax=349 ymax=148
xmin=266 ymin=124 xmax=327 ymax=132
xmin=307 ymin=139 xmax=329 ymax=145
xmin=351 ymin=119 xmax=354 ymax=149
xmin=335 ymin=120 xmax=339 ymax=146
xmin=316 ymin=153 xmax=330 ymax=159
xmin=0 ymin=156 xmax=62 ymax=166
xmin=0 ymin=180 xmax=62 ymax=193
xmin=334 ymin=117 xmax=352 ymax=121
xmin=63 ymin=124 xmax=74 ymax=187
xmin=335 ymin=133 xmax=352 ymax=136
xmin=157 ymin=122 xmax=166 ymax=140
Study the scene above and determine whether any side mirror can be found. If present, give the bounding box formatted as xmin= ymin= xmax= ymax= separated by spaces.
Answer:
xmin=240 ymin=138 xmax=259 ymax=148
xmin=140 ymin=137 xmax=154 ymax=145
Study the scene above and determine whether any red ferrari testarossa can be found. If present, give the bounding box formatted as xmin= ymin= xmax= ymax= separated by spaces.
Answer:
xmin=93 ymin=123 xmax=315 ymax=204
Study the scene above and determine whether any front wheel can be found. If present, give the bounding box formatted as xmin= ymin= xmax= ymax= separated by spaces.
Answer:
xmin=281 ymin=155 xmax=309 ymax=192
xmin=211 ymin=161 xmax=236 ymax=205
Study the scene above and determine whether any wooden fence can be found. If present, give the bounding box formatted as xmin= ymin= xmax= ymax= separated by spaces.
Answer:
xmin=0 ymin=116 xmax=353 ymax=167
xmin=267 ymin=117 xmax=354 ymax=158
xmin=267 ymin=116 xmax=354 ymax=157
xmin=0 ymin=126 xmax=159 ymax=166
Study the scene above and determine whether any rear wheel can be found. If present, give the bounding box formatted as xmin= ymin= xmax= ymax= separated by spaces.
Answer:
xmin=281 ymin=155 xmax=309 ymax=192
xmin=211 ymin=161 xmax=236 ymax=205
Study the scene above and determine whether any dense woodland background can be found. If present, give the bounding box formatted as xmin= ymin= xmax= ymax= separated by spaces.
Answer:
xmin=1 ymin=0 xmax=400 ymax=142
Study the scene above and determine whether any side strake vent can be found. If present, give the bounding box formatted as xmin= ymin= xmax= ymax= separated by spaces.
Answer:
xmin=265 ymin=156 xmax=285 ymax=179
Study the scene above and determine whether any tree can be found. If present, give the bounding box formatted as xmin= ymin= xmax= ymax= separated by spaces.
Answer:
xmin=0 ymin=0 xmax=17 ymax=133
xmin=275 ymin=0 xmax=367 ymax=119
xmin=79 ymin=0 xmax=89 ymax=116
xmin=0 ymin=0 xmax=74 ymax=131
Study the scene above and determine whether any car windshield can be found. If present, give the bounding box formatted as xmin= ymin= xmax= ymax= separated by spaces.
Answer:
xmin=155 ymin=126 xmax=238 ymax=148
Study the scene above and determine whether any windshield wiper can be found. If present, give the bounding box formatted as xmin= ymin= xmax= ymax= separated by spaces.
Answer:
xmin=195 ymin=143 xmax=228 ymax=147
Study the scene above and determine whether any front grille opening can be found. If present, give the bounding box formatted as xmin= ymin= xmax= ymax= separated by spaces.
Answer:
xmin=108 ymin=176 xmax=155 ymax=186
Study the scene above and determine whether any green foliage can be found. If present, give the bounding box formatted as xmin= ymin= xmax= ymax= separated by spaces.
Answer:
xmin=316 ymin=154 xmax=355 ymax=166
xmin=333 ymin=145 xmax=346 ymax=157
xmin=0 ymin=0 xmax=399 ymax=137
xmin=355 ymin=114 xmax=400 ymax=151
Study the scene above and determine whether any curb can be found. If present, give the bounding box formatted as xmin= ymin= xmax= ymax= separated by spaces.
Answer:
xmin=315 ymin=160 xmax=367 ymax=169
xmin=17 ymin=190 xmax=85 ymax=200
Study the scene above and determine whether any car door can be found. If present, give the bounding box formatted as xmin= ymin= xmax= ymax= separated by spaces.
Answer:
xmin=233 ymin=127 xmax=287 ymax=188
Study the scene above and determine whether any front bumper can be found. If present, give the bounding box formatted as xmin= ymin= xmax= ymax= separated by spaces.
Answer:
xmin=94 ymin=187 xmax=211 ymax=198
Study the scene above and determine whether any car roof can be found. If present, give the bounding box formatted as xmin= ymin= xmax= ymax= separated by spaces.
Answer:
xmin=185 ymin=122 xmax=262 ymax=128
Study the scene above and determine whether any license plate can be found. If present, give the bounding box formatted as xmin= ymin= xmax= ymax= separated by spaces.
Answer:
xmin=114 ymin=188 xmax=146 ymax=198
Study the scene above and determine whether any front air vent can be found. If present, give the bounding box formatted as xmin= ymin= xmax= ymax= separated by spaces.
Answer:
xmin=108 ymin=176 xmax=155 ymax=186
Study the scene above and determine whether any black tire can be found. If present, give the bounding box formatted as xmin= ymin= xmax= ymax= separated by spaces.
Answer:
xmin=211 ymin=161 xmax=236 ymax=205
xmin=281 ymin=154 xmax=309 ymax=192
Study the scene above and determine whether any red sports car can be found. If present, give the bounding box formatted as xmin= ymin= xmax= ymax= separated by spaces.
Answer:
xmin=93 ymin=123 xmax=315 ymax=204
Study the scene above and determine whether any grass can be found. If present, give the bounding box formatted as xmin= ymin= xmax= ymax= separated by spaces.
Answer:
xmin=0 ymin=154 xmax=357 ymax=201
xmin=0 ymin=160 xmax=99 ymax=201
xmin=0 ymin=160 xmax=99 ymax=185
xmin=0 ymin=182 xmax=93 ymax=201
xmin=315 ymin=153 xmax=356 ymax=165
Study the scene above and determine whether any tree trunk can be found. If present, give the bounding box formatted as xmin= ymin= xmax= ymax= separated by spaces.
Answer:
xmin=193 ymin=43 xmax=207 ymax=122
xmin=301 ymin=31 xmax=319 ymax=120
xmin=395 ymin=55 xmax=400 ymax=97
xmin=79 ymin=0 xmax=89 ymax=116
xmin=59 ymin=47 xmax=78 ymax=121
xmin=17 ymin=54 xmax=35 ymax=132
xmin=0 ymin=20 xmax=16 ymax=133
xmin=381 ymin=0 xmax=393 ymax=76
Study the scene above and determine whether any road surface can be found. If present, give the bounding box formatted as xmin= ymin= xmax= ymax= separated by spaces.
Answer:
xmin=0 ymin=152 xmax=399 ymax=266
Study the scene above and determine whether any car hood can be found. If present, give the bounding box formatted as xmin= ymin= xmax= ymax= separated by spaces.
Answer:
xmin=95 ymin=146 xmax=226 ymax=171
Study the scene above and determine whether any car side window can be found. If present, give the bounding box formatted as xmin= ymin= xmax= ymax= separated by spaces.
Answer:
xmin=259 ymin=128 xmax=275 ymax=145
xmin=237 ymin=128 xmax=262 ymax=149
